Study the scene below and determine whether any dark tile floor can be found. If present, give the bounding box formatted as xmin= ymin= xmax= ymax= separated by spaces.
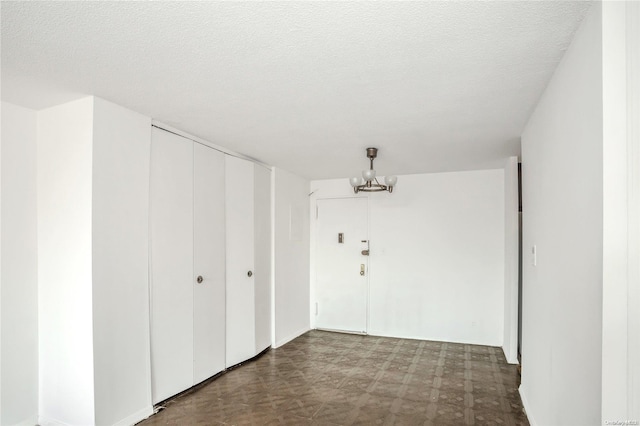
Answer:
xmin=139 ymin=330 xmax=529 ymax=425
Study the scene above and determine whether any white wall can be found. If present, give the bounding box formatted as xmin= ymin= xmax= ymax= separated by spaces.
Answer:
xmin=273 ymin=168 xmax=310 ymax=347
xmin=91 ymin=98 xmax=153 ymax=426
xmin=520 ymin=3 xmax=603 ymax=425
xmin=1 ymin=101 xmax=3 ymax=424
xmin=1 ymin=102 xmax=39 ymax=426
xmin=38 ymin=97 xmax=96 ymax=425
xmin=601 ymin=1 xmax=628 ymax=420
xmin=503 ymin=157 xmax=519 ymax=364
xmin=601 ymin=1 xmax=640 ymax=423
xmin=37 ymin=96 xmax=154 ymax=426
xmin=1 ymin=102 xmax=3 ymax=425
xmin=627 ymin=3 xmax=640 ymax=421
xmin=310 ymin=169 xmax=505 ymax=346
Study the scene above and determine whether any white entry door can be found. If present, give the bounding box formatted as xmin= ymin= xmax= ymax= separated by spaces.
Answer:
xmin=316 ymin=198 xmax=369 ymax=333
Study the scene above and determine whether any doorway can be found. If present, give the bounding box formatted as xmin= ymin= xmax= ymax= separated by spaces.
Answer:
xmin=315 ymin=198 xmax=369 ymax=334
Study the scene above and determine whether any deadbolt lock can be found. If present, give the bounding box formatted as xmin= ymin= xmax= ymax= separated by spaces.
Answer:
xmin=361 ymin=239 xmax=370 ymax=256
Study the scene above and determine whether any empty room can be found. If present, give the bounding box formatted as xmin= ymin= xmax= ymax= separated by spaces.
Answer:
xmin=1 ymin=1 xmax=638 ymax=426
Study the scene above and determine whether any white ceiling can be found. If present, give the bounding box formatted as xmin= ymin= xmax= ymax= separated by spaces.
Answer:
xmin=1 ymin=1 xmax=591 ymax=179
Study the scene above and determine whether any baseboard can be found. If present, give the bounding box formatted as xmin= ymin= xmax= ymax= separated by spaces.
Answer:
xmin=518 ymin=385 xmax=538 ymax=426
xmin=367 ymin=329 xmax=501 ymax=348
xmin=11 ymin=414 xmax=39 ymax=426
xmin=316 ymin=327 xmax=366 ymax=336
xmin=112 ymin=406 xmax=154 ymax=426
xmin=502 ymin=345 xmax=519 ymax=365
xmin=39 ymin=406 xmax=153 ymax=426
xmin=274 ymin=327 xmax=310 ymax=348
xmin=38 ymin=416 xmax=70 ymax=426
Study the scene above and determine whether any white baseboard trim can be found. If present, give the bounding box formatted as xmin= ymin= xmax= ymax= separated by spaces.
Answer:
xmin=502 ymin=345 xmax=519 ymax=365
xmin=38 ymin=416 xmax=69 ymax=426
xmin=519 ymin=385 xmax=538 ymax=426
xmin=274 ymin=327 xmax=310 ymax=348
xmin=39 ymin=406 xmax=153 ymax=426
xmin=11 ymin=414 xmax=39 ymax=426
xmin=367 ymin=329 xmax=501 ymax=348
xmin=112 ymin=406 xmax=154 ymax=426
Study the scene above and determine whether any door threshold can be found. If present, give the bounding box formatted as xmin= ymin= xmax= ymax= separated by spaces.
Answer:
xmin=316 ymin=327 xmax=367 ymax=336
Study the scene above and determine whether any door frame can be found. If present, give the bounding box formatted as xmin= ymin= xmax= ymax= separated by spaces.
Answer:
xmin=310 ymin=195 xmax=370 ymax=334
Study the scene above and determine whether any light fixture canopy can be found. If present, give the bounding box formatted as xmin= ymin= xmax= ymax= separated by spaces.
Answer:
xmin=349 ymin=147 xmax=397 ymax=193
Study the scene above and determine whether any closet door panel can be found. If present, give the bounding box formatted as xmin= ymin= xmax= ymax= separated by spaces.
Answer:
xmin=150 ymin=128 xmax=194 ymax=403
xmin=193 ymin=144 xmax=226 ymax=383
xmin=254 ymin=165 xmax=272 ymax=353
xmin=225 ymin=155 xmax=255 ymax=367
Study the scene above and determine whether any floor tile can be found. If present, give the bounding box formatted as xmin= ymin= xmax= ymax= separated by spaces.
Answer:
xmin=137 ymin=330 xmax=529 ymax=426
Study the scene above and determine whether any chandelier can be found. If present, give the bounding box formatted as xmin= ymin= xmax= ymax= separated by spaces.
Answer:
xmin=349 ymin=147 xmax=398 ymax=193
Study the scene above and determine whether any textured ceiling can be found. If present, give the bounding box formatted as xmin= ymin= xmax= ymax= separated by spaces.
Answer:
xmin=1 ymin=1 xmax=591 ymax=179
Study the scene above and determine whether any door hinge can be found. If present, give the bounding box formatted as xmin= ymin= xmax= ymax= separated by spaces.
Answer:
xmin=316 ymin=205 xmax=318 ymax=220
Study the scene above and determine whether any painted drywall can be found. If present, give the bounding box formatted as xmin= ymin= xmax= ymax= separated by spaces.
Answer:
xmin=0 ymin=101 xmax=2 ymax=425
xmin=1 ymin=102 xmax=39 ymax=426
xmin=1 ymin=101 xmax=2 ymax=424
xmin=520 ymin=3 xmax=603 ymax=425
xmin=310 ymin=169 xmax=504 ymax=346
xmin=601 ymin=2 xmax=640 ymax=423
xmin=91 ymin=98 xmax=153 ymax=426
xmin=38 ymin=97 xmax=96 ymax=425
xmin=502 ymin=157 xmax=519 ymax=364
xmin=601 ymin=3 xmax=629 ymax=417
xmin=37 ymin=96 xmax=155 ymax=425
xmin=627 ymin=3 xmax=640 ymax=422
xmin=274 ymin=168 xmax=311 ymax=347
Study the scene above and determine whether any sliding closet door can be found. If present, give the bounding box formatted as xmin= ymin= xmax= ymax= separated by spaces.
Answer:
xmin=254 ymin=165 xmax=272 ymax=353
xmin=150 ymin=128 xmax=194 ymax=403
xmin=193 ymin=143 xmax=226 ymax=384
xmin=225 ymin=155 xmax=255 ymax=367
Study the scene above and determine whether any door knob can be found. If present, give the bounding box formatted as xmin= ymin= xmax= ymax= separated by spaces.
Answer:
xmin=247 ymin=271 xmax=253 ymax=277
xmin=196 ymin=275 xmax=203 ymax=284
